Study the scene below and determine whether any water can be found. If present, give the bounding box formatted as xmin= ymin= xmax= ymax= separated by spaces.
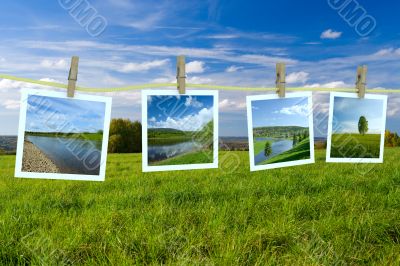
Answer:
xmin=27 ymin=136 xmax=102 ymax=175
xmin=254 ymin=137 xmax=293 ymax=165
xmin=148 ymin=140 xmax=202 ymax=163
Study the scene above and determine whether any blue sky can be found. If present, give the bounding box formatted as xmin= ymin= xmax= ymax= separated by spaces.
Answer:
xmin=25 ymin=95 xmax=105 ymax=133
xmin=0 ymin=0 xmax=400 ymax=136
xmin=148 ymin=95 xmax=213 ymax=131
xmin=332 ymin=97 xmax=384 ymax=134
xmin=252 ymin=97 xmax=309 ymax=128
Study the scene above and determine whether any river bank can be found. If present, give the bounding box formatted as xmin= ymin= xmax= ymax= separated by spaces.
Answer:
xmin=22 ymin=140 xmax=60 ymax=173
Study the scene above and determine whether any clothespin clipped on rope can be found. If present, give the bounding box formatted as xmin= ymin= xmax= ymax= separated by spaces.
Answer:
xmin=177 ymin=55 xmax=186 ymax=94
xmin=356 ymin=65 xmax=367 ymax=98
xmin=276 ymin=62 xmax=286 ymax=98
xmin=67 ymin=56 xmax=79 ymax=98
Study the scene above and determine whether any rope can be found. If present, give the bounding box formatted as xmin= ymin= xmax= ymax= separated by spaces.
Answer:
xmin=1 ymin=73 xmax=400 ymax=93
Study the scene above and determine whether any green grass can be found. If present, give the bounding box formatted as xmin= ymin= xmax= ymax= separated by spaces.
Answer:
xmin=1 ymin=149 xmax=400 ymax=264
xmin=150 ymin=149 xmax=214 ymax=166
xmin=261 ymin=138 xmax=311 ymax=165
xmin=331 ymin=133 xmax=381 ymax=158
xmin=253 ymin=139 xmax=267 ymax=155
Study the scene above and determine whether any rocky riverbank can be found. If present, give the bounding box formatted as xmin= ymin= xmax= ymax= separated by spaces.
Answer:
xmin=22 ymin=140 xmax=60 ymax=173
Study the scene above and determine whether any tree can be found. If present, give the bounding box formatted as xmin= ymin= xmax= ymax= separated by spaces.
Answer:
xmin=264 ymin=141 xmax=272 ymax=156
xmin=358 ymin=116 xmax=369 ymax=135
xmin=293 ymin=134 xmax=297 ymax=146
xmin=108 ymin=119 xmax=142 ymax=153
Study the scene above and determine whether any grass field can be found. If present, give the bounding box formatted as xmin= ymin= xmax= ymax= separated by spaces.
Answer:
xmin=1 ymin=150 xmax=400 ymax=264
xmin=331 ymin=133 xmax=381 ymax=158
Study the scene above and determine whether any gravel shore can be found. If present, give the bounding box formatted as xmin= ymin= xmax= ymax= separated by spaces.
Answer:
xmin=22 ymin=140 xmax=60 ymax=173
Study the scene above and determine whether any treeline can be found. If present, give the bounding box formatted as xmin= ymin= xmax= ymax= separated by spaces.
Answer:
xmin=385 ymin=130 xmax=400 ymax=147
xmin=254 ymin=126 xmax=308 ymax=138
xmin=293 ymin=131 xmax=309 ymax=146
xmin=108 ymin=119 xmax=141 ymax=153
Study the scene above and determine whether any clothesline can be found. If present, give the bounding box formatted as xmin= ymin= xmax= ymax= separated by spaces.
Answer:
xmin=1 ymin=73 xmax=400 ymax=93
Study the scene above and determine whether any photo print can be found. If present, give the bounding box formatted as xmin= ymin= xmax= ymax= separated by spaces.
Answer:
xmin=247 ymin=92 xmax=315 ymax=171
xmin=142 ymin=90 xmax=218 ymax=172
xmin=15 ymin=89 xmax=112 ymax=181
xmin=326 ymin=92 xmax=387 ymax=163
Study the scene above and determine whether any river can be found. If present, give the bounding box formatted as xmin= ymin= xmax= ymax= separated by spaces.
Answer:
xmin=254 ymin=137 xmax=293 ymax=165
xmin=27 ymin=135 xmax=102 ymax=175
xmin=148 ymin=140 xmax=202 ymax=163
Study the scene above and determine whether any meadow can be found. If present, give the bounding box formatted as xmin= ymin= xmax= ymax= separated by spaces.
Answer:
xmin=330 ymin=133 xmax=381 ymax=158
xmin=1 ymin=149 xmax=400 ymax=264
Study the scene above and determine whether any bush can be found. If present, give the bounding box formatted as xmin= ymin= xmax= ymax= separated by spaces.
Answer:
xmin=108 ymin=119 xmax=142 ymax=153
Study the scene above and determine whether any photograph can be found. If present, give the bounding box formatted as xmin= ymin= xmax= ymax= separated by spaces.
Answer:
xmin=326 ymin=92 xmax=387 ymax=163
xmin=142 ymin=90 xmax=218 ymax=172
xmin=247 ymin=92 xmax=315 ymax=171
xmin=15 ymin=89 xmax=112 ymax=181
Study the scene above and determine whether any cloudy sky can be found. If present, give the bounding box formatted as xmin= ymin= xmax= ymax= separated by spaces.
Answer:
xmin=251 ymin=97 xmax=309 ymax=128
xmin=26 ymin=95 xmax=106 ymax=133
xmin=332 ymin=97 xmax=385 ymax=134
xmin=1 ymin=0 xmax=400 ymax=136
xmin=148 ymin=95 xmax=213 ymax=131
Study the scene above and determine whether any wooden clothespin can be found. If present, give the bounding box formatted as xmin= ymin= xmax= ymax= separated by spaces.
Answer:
xmin=177 ymin=55 xmax=186 ymax=94
xmin=276 ymin=62 xmax=286 ymax=98
xmin=67 ymin=56 xmax=79 ymax=98
xmin=356 ymin=65 xmax=367 ymax=98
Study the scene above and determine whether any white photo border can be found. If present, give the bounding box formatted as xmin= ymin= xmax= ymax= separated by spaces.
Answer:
xmin=247 ymin=92 xmax=315 ymax=171
xmin=142 ymin=89 xmax=219 ymax=172
xmin=326 ymin=92 xmax=387 ymax=163
xmin=15 ymin=89 xmax=112 ymax=181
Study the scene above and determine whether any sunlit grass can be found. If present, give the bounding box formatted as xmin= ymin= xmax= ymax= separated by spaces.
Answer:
xmin=1 ymin=149 xmax=400 ymax=264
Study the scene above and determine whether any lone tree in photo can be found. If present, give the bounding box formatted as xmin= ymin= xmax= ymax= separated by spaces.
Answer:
xmin=358 ymin=116 xmax=369 ymax=135
xmin=264 ymin=141 xmax=272 ymax=157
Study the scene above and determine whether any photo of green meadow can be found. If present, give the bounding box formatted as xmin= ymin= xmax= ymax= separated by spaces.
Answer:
xmin=144 ymin=92 xmax=217 ymax=170
xmin=328 ymin=94 xmax=387 ymax=161
xmin=248 ymin=94 xmax=314 ymax=170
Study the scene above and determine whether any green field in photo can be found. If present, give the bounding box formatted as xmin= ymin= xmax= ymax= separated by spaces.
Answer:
xmin=1 ymin=149 xmax=400 ymax=264
xmin=330 ymin=133 xmax=381 ymax=158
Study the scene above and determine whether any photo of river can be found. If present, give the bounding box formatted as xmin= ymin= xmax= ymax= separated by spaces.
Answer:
xmin=16 ymin=91 xmax=111 ymax=181
xmin=27 ymin=136 xmax=102 ymax=175
xmin=248 ymin=93 xmax=314 ymax=171
xmin=254 ymin=137 xmax=293 ymax=165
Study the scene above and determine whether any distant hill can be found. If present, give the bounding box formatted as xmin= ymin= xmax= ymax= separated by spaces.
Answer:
xmin=254 ymin=126 xmax=308 ymax=138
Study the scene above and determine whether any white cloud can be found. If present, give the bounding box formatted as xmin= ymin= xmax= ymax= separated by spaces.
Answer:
xmin=321 ymin=29 xmax=342 ymax=39
xmin=225 ymin=65 xmax=243 ymax=73
xmin=387 ymin=95 xmax=400 ymax=117
xmin=187 ymin=76 xmax=212 ymax=84
xmin=2 ymin=99 xmax=20 ymax=109
xmin=286 ymin=71 xmax=309 ymax=84
xmin=151 ymin=107 xmax=213 ymax=131
xmin=305 ymin=81 xmax=348 ymax=88
xmin=219 ymin=98 xmax=246 ymax=111
xmin=186 ymin=61 xmax=205 ymax=74
xmin=120 ymin=59 xmax=169 ymax=73
xmin=184 ymin=96 xmax=203 ymax=108
xmin=40 ymin=59 xmax=68 ymax=69
xmin=275 ymin=103 xmax=308 ymax=116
